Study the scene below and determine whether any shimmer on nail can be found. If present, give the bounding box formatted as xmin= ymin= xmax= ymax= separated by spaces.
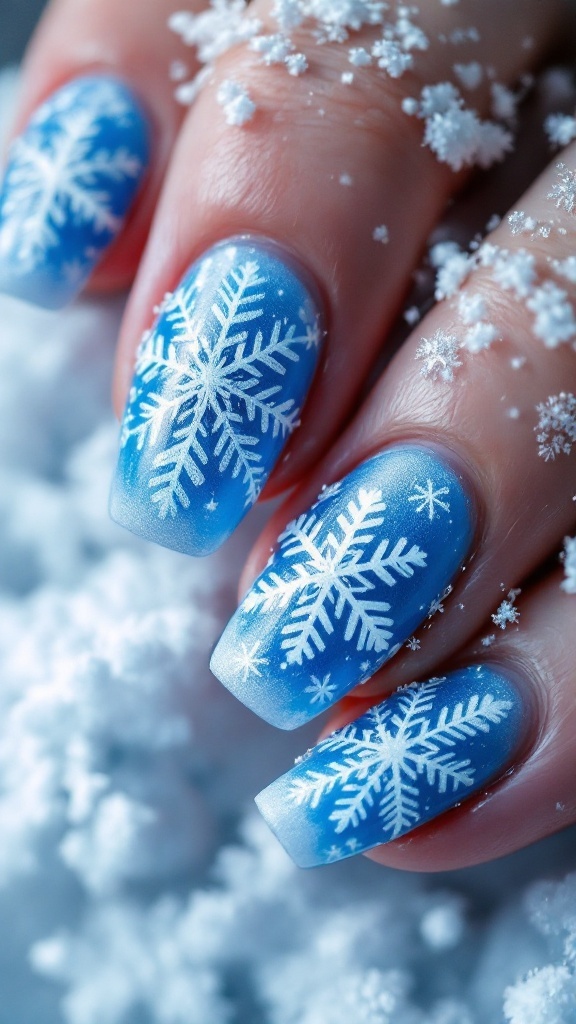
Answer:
xmin=0 ymin=75 xmax=150 ymax=309
xmin=110 ymin=238 xmax=323 ymax=556
xmin=211 ymin=445 xmax=475 ymax=729
xmin=256 ymin=665 xmax=525 ymax=867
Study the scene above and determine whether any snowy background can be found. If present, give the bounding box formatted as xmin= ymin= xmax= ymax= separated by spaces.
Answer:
xmin=0 ymin=36 xmax=576 ymax=1024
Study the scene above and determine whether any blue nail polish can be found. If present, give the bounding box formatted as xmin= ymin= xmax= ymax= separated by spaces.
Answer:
xmin=110 ymin=238 xmax=323 ymax=556
xmin=0 ymin=75 xmax=150 ymax=309
xmin=211 ymin=445 xmax=475 ymax=729
xmin=256 ymin=665 xmax=525 ymax=867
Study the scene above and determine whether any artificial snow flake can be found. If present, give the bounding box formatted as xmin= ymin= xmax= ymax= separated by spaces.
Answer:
xmin=216 ymin=79 xmax=256 ymax=126
xmin=548 ymin=163 xmax=576 ymax=214
xmin=244 ymin=486 xmax=427 ymax=664
xmin=483 ymin=246 xmax=537 ymax=298
xmin=561 ymin=536 xmax=576 ymax=594
xmin=408 ymin=479 xmax=451 ymax=520
xmin=481 ymin=634 xmax=496 ymax=647
xmin=372 ymin=39 xmax=413 ymax=78
xmin=545 ymin=113 xmax=576 ymax=147
xmin=416 ymin=330 xmax=462 ymax=382
xmin=121 ymin=260 xmax=311 ymax=514
xmin=349 ymin=46 xmax=372 ymax=67
xmin=453 ymin=62 xmax=483 ymax=90
xmin=304 ymin=673 xmax=337 ymax=705
xmin=406 ymin=636 xmax=421 ymax=651
xmin=491 ymin=590 xmax=521 ymax=630
xmin=461 ymin=321 xmax=499 ymax=353
xmin=289 ymin=678 xmax=513 ymax=839
xmin=536 ymin=393 xmax=576 ymax=461
xmin=526 ymin=282 xmax=576 ymax=348
xmin=232 ymin=641 xmax=269 ymax=681
xmin=552 ymin=255 xmax=576 ymax=284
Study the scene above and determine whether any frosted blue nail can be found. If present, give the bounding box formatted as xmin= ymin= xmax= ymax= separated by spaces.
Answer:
xmin=110 ymin=237 xmax=323 ymax=556
xmin=211 ymin=445 xmax=475 ymax=729
xmin=0 ymin=75 xmax=150 ymax=309
xmin=256 ymin=665 xmax=525 ymax=867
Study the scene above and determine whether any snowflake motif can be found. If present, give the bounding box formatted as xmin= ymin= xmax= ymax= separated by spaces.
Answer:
xmin=122 ymin=260 xmax=311 ymax=515
xmin=289 ymin=679 xmax=513 ymax=839
xmin=535 ymin=393 xmax=576 ymax=461
xmin=416 ymin=330 xmax=462 ymax=382
xmin=548 ymin=163 xmax=576 ymax=215
xmin=408 ymin=479 xmax=451 ymax=520
xmin=231 ymin=641 xmax=269 ymax=682
xmin=406 ymin=636 xmax=421 ymax=651
xmin=0 ymin=81 xmax=143 ymax=271
xmin=304 ymin=674 xmax=337 ymax=705
xmin=244 ymin=486 xmax=428 ymax=665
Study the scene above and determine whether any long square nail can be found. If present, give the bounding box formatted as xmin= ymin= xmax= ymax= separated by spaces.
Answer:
xmin=256 ymin=666 xmax=525 ymax=867
xmin=211 ymin=445 xmax=475 ymax=728
xmin=0 ymin=75 xmax=150 ymax=308
xmin=110 ymin=237 xmax=323 ymax=556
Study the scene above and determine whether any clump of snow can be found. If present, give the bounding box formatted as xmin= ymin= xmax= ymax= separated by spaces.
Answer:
xmin=491 ymin=588 xmax=521 ymax=630
xmin=216 ymin=79 xmax=256 ymax=125
xmin=548 ymin=162 xmax=576 ymax=214
xmin=372 ymin=224 xmax=389 ymax=244
xmin=545 ymin=113 xmax=576 ymax=147
xmin=406 ymin=82 xmax=514 ymax=171
xmin=416 ymin=329 xmax=462 ymax=382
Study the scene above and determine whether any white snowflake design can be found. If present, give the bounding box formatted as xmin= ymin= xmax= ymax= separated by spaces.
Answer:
xmin=304 ymin=674 xmax=337 ymax=706
xmin=289 ymin=678 xmax=513 ymax=840
xmin=244 ymin=486 xmax=428 ymax=665
xmin=231 ymin=641 xmax=269 ymax=682
xmin=121 ymin=260 xmax=317 ymax=516
xmin=0 ymin=80 xmax=143 ymax=271
xmin=408 ymin=479 xmax=451 ymax=520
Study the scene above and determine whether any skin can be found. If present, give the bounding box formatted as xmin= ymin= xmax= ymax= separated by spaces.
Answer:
xmin=6 ymin=0 xmax=576 ymax=870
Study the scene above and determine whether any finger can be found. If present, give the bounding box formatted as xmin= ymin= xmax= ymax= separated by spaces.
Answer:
xmin=255 ymin=567 xmax=575 ymax=870
xmin=0 ymin=0 xmax=193 ymax=307
xmin=211 ymin=138 xmax=576 ymax=729
xmin=110 ymin=0 xmax=569 ymax=555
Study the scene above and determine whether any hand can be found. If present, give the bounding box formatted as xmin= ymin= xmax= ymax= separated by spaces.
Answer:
xmin=1 ymin=0 xmax=575 ymax=871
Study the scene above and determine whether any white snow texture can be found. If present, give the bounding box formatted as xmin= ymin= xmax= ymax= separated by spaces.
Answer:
xmin=0 ymin=70 xmax=575 ymax=1024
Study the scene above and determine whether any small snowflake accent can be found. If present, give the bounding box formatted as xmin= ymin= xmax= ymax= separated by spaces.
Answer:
xmin=535 ymin=393 xmax=576 ymax=461
xmin=408 ymin=479 xmax=451 ymax=520
xmin=232 ymin=641 xmax=269 ymax=682
xmin=491 ymin=591 xmax=521 ymax=630
xmin=561 ymin=536 xmax=576 ymax=595
xmin=481 ymin=634 xmax=496 ymax=647
xmin=406 ymin=636 xmax=421 ymax=651
xmin=304 ymin=674 xmax=337 ymax=706
xmin=548 ymin=163 xmax=576 ymax=214
xmin=416 ymin=330 xmax=462 ymax=382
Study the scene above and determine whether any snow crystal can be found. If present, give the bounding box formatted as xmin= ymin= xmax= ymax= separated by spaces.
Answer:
xmin=416 ymin=330 xmax=462 ymax=382
xmin=483 ymin=246 xmax=537 ymax=298
xmin=216 ymin=79 xmax=256 ymax=126
xmin=536 ymin=393 xmax=576 ymax=460
xmin=552 ymin=256 xmax=576 ymax=284
xmin=461 ymin=321 xmax=499 ymax=353
xmin=492 ymin=590 xmax=521 ymax=630
xmin=548 ymin=162 xmax=576 ymax=214
xmin=545 ymin=113 xmax=576 ymax=148
xmin=434 ymin=249 xmax=474 ymax=299
xmin=415 ymin=83 xmax=513 ymax=171
xmin=561 ymin=536 xmax=576 ymax=595
xmin=372 ymin=39 xmax=413 ymax=78
xmin=349 ymin=46 xmax=372 ymax=67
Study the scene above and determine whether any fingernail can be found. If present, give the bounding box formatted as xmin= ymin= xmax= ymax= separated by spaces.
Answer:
xmin=256 ymin=665 xmax=525 ymax=867
xmin=0 ymin=75 xmax=150 ymax=309
xmin=110 ymin=237 xmax=323 ymax=556
xmin=211 ymin=445 xmax=476 ymax=729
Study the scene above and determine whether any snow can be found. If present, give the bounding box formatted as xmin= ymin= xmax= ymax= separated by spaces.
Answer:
xmin=216 ymin=79 xmax=256 ymax=126
xmin=535 ymin=393 xmax=576 ymax=460
xmin=561 ymin=536 xmax=576 ymax=595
